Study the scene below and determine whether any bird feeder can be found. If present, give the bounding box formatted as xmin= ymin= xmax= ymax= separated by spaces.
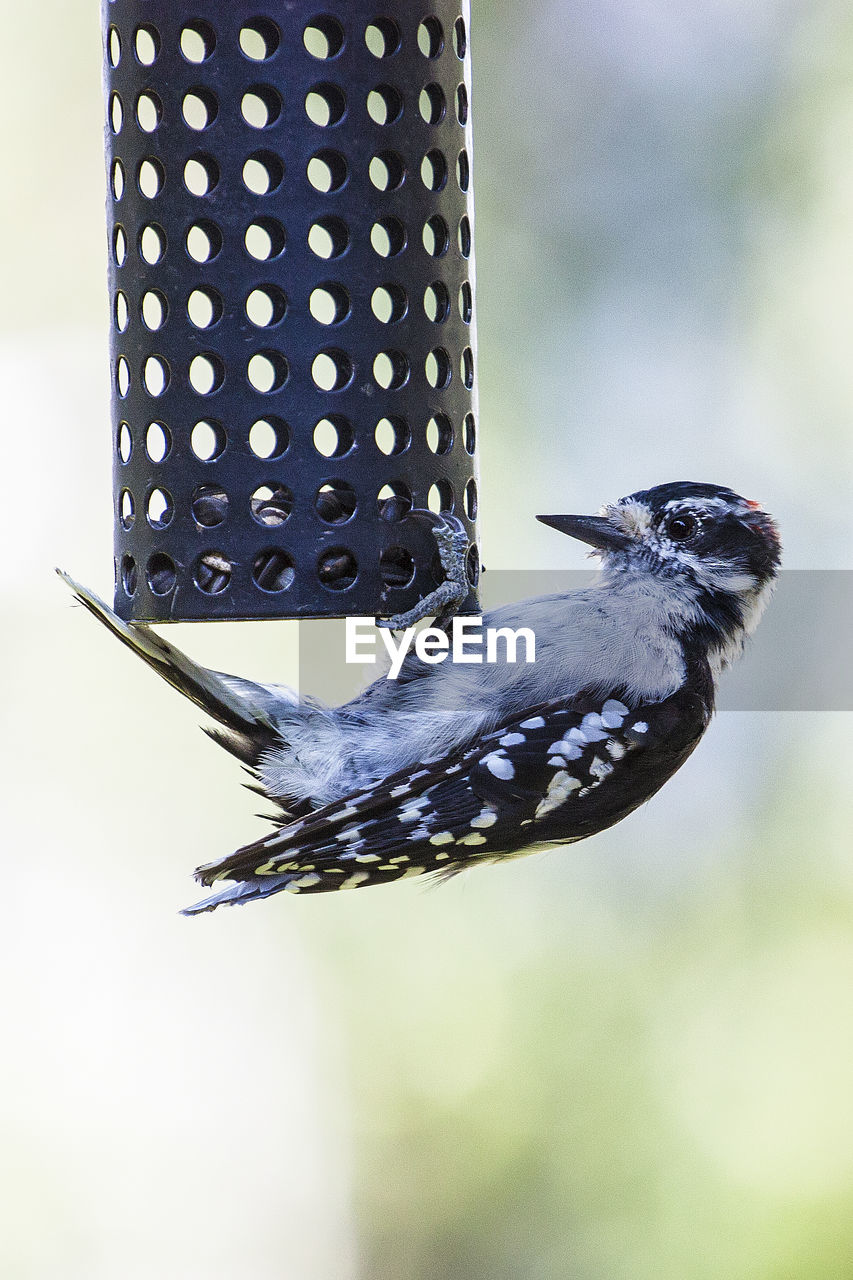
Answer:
xmin=104 ymin=0 xmax=480 ymax=621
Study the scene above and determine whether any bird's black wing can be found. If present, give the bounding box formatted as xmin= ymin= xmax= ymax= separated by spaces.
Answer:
xmin=185 ymin=678 xmax=712 ymax=913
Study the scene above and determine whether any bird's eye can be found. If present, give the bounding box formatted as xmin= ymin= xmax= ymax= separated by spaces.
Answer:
xmin=665 ymin=513 xmax=698 ymax=541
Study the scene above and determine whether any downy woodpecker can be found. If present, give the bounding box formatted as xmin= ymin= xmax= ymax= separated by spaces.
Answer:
xmin=60 ymin=481 xmax=780 ymax=913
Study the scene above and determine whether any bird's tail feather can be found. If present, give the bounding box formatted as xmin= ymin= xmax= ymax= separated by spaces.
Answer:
xmin=181 ymin=874 xmax=295 ymax=915
xmin=57 ymin=569 xmax=282 ymax=758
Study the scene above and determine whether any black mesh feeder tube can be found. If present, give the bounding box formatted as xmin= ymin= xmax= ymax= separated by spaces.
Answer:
xmin=104 ymin=0 xmax=480 ymax=621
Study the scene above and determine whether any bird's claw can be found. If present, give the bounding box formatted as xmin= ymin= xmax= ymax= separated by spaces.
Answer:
xmin=377 ymin=512 xmax=472 ymax=631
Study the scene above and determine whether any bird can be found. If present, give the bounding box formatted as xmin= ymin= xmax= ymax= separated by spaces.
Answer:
xmin=59 ymin=481 xmax=781 ymax=914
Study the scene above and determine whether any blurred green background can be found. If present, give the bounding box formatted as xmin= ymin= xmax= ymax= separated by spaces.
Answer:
xmin=2 ymin=1 xmax=852 ymax=1277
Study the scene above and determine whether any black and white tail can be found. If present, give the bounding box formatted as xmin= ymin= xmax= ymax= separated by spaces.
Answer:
xmin=57 ymin=569 xmax=285 ymax=765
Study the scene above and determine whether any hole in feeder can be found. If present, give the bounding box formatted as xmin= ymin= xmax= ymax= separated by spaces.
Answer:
xmin=459 ymin=281 xmax=472 ymax=323
xmin=145 ymin=421 xmax=170 ymax=462
xmin=135 ymin=91 xmax=162 ymax=133
xmin=425 ymin=348 xmax=451 ymax=389
xmin=253 ymin=549 xmax=295 ymax=592
xmin=467 ymin=545 xmax=479 ymax=586
xmin=116 ymin=355 xmax=130 ymax=397
xmin=312 ymin=349 xmax=352 ymax=391
xmin=187 ymin=287 xmax=223 ymax=329
xmin=191 ymin=419 xmax=226 ymax=461
xmin=108 ymin=26 xmax=121 ymax=68
xmin=307 ymin=149 xmax=348 ymax=193
xmin=310 ymin=283 xmax=350 ymax=325
xmin=240 ymin=19 xmax=280 ymax=61
xmin=420 ymin=149 xmax=447 ymax=192
xmin=242 ymin=150 xmax=284 ymax=195
xmin=422 ymin=215 xmax=448 ymax=257
xmin=464 ymin=478 xmax=478 ymax=520
xmin=184 ymin=154 xmax=219 ymax=196
xmin=316 ymin=481 xmax=356 ymax=524
xmin=251 ymin=484 xmax=293 ymax=526
xmin=318 ymin=548 xmax=357 ymax=590
xmin=141 ymin=290 xmax=168 ymax=330
xmin=147 ymin=553 xmax=176 ymax=596
xmin=417 ymin=17 xmax=444 ymax=57
xmin=306 ymin=82 xmax=347 ymax=126
xmin=138 ymin=157 xmax=165 ymax=198
xmin=194 ymin=551 xmax=232 ymax=595
xmin=111 ymin=159 xmax=124 ymax=201
xmin=367 ymin=84 xmax=402 ymax=125
xmin=246 ymin=285 xmax=287 ymax=328
xmin=369 ymin=150 xmax=405 ymax=191
xmin=114 ymin=291 xmax=129 ymax=333
xmin=458 ymin=216 xmax=472 ymax=257
xmin=370 ymin=216 xmax=406 ymax=258
xmin=373 ymin=349 xmax=409 ymax=390
xmin=119 ymin=488 xmax=134 ymax=528
xmin=182 ymin=87 xmax=218 ymax=130
xmin=244 ymin=218 xmax=285 ymax=261
xmin=109 ymin=92 xmax=123 ymax=135
xmin=313 ymin=415 xmax=353 ymax=457
xmin=140 ymin=223 xmax=166 ymax=264
xmin=308 ymin=216 xmax=349 ymax=259
xmin=454 ymin=16 xmax=467 ymax=58
xmin=241 ymin=85 xmax=282 ymax=129
xmin=180 ymin=21 xmax=216 ymax=64
xmin=134 ymin=24 xmax=160 ymax=66
xmin=248 ymin=350 xmax=288 ymax=393
xmin=456 ymin=82 xmax=468 ymax=125
xmin=380 ymin=547 xmax=416 ymax=589
xmin=426 ymin=414 xmax=453 ymax=454
xmin=118 ymin=422 xmax=132 ymax=463
xmin=303 ymin=16 xmax=345 ymax=59
xmin=424 ymin=281 xmax=449 ymax=323
xmin=192 ymin=484 xmax=228 ymax=527
xmin=147 ymin=486 xmax=174 ymax=527
xmin=143 ymin=354 xmax=169 ymax=397
xmin=249 ymin=417 xmax=288 ymax=459
xmin=377 ymin=481 xmax=413 ymax=521
xmin=186 ymin=220 xmax=222 ymax=262
xmin=371 ymin=284 xmax=407 ymax=324
xmin=419 ymin=83 xmax=445 ymax=124
xmin=374 ymin=416 xmax=409 ymax=456
xmin=428 ymin=480 xmax=454 ymax=513
xmin=364 ymin=18 xmax=400 ymax=58
xmin=461 ymin=346 xmax=474 ymax=389
xmin=121 ymin=554 xmax=137 ymax=596
xmin=113 ymin=225 xmax=127 ymax=266
xmin=457 ymin=149 xmax=470 ymax=192
xmin=464 ymin=412 xmax=476 ymax=453
xmin=189 ymin=352 xmax=224 ymax=395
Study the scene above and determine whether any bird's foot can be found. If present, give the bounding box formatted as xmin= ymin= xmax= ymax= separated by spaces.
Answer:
xmin=377 ymin=513 xmax=471 ymax=631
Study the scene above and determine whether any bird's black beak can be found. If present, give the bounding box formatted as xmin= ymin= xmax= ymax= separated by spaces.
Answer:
xmin=536 ymin=513 xmax=633 ymax=551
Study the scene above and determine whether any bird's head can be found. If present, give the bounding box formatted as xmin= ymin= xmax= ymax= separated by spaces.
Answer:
xmin=538 ymin=481 xmax=782 ymax=665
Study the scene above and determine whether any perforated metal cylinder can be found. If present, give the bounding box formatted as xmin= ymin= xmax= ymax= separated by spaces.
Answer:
xmin=104 ymin=0 xmax=479 ymax=620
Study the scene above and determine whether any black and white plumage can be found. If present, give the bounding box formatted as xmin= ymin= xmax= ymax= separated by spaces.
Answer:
xmin=60 ymin=481 xmax=781 ymax=913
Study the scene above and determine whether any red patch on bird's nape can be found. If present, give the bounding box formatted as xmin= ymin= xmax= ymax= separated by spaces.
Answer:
xmin=740 ymin=500 xmax=782 ymax=562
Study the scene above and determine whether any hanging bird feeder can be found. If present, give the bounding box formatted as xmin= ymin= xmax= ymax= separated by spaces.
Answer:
xmin=104 ymin=0 xmax=480 ymax=622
